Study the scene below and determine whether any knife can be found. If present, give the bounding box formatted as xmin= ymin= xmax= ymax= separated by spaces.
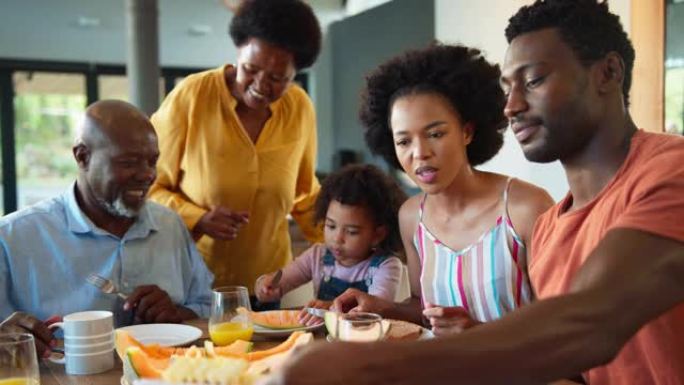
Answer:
xmin=304 ymin=307 xmax=328 ymax=318
xmin=270 ymin=269 xmax=283 ymax=287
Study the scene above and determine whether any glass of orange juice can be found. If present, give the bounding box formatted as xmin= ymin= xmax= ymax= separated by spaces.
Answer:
xmin=209 ymin=286 xmax=254 ymax=346
xmin=0 ymin=333 xmax=40 ymax=385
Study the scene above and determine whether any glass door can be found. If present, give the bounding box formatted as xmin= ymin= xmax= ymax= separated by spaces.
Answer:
xmin=13 ymin=71 xmax=86 ymax=209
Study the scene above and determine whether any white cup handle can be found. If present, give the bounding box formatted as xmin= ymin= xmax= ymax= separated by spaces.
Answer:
xmin=47 ymin=322 xmax=66 ymax=364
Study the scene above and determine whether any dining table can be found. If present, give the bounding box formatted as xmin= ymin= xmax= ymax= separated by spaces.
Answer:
xmin=39 ymin=318 xmax=322 ymax=385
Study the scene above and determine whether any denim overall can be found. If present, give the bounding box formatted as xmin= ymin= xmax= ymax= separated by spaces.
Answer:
xmin=316 ymin=249 xmax=388 ymax=301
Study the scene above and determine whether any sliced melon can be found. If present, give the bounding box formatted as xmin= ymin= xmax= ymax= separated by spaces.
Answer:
xmin=126 ymin=333 xmax=315 ymax=384
xmin=246 ymin=332 xmax=313 ymax=376
xmin=117 ymin=330 xmax=251 ymax=360
xmin=250 ymin=310 xmax=303 ymax=329
xmin=126 ymin=347 xmax=168 ymax=379
xmin=217 ymin=339 xmax=253 ymax=354
xmin=324 ymin=312 xmax=339 ymax=338
xmin=116 ymin=330 xmax=145 ymax=360
xmin=206 ymin=339 xmax=253 ymax=358
xmin=162 ymin=356 xmax=249 ymax=384
xmin=246 ymin=331 xmax=304 ymax=361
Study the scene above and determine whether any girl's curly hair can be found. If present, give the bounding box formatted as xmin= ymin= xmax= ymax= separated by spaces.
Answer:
xmin=314 ymin=164 xmax=407 ymax=255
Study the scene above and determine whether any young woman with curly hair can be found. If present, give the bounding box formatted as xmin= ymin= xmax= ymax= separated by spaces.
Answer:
xmin=148 ymin=0 xmax=323 ymax=310
xmin=334 ymin=43 xmax=554 ymax=337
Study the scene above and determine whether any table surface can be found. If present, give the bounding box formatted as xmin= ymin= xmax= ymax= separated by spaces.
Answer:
xmin=39 ymin=318 xmax=318 ymax=385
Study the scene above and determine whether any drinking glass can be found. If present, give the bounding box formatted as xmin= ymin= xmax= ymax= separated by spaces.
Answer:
xmin=337 ymin=312 xmax=384 ymax=342
xmin=0 ymin=333 xmax=40 ymax=385
xmin=209 ymin=286 xmax=253 ymax=346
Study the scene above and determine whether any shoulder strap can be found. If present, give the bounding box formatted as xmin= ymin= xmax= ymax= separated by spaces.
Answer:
xmin=322 ymin=249 xmax=336 ymax=265
xmin=418 ymin=193 xmax=428 ymax=221
xmin=502 ymin=177 xmax=514 ymax=221
xmin=365 ymin=254 xmax=389 ymax=288
xmin=368 ymin=254 xmax=388 ymax=268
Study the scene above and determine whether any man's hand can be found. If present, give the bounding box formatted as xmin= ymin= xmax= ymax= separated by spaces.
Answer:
xmin=331 ymin=288 xmax=393 ymax=314
xmin=125 ymin=285 xmax=196 ymax=323
xmin=422 ymin=303 xmax=480 ymax=337
xmin=193 ymin=206 xmax=249 ymax=240
xmin=264 ymin=341 xmax=383 ymax=385
xmin=0 ymin=312 xmax=56 ymax=358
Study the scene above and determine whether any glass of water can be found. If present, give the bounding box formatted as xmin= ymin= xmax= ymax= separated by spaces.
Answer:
xmin=337 ymin=312 xmax=384 ymax=342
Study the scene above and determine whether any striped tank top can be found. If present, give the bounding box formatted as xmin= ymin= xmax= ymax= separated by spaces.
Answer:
xmin=415 ymin=178 xmax=533 ymax=322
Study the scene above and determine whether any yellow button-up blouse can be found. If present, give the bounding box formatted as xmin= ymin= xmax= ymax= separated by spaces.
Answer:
xmin=149 ymin=65 xmax=322 ymax=291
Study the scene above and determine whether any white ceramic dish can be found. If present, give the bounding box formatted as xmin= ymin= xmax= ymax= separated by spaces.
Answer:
xmin=253 ymin=322 xmax=323 ymax=337
xmin=116 ymin=324 xmax=202 ymax=346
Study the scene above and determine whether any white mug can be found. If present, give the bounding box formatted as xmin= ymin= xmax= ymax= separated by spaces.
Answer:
xmin=48 ymin=311 xmax=114 ymax=375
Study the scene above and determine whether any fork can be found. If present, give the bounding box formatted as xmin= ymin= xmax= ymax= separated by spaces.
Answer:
xmin=86 ymin=273 xmax=128 ymax=300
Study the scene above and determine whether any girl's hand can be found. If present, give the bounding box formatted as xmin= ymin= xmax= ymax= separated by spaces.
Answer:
xmin=254 ymin=273 xmax=282 ymax=302
xmin=422 ymin=303 xmax=481 ymax=337
xmin=298 ymin=299 xmax=331 ymax=326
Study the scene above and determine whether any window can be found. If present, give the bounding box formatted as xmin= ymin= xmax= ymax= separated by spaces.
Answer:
xmin=13 ymin=71 xmax=86 ymax=208
xmin=98 ymin=75 xmax=166 ymax=103
xmin=0 ymin=60 xmax=207 ymax=214
xmin=665 ymin=0 xmax=684 ymax=135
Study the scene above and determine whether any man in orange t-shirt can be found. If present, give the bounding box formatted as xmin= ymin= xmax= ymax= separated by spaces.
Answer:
xmin=264 ymin=1 xmax=684 ymax=384
xmin=503 ymin=0 xmax=684 ymax=384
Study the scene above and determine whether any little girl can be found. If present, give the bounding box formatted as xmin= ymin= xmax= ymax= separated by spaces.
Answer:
xmin=255 ymin=164 xmax=407 ymax=322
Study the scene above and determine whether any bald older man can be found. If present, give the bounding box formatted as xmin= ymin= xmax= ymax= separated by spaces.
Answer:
xmin=0 ymin=100 xmax=213 ymax=357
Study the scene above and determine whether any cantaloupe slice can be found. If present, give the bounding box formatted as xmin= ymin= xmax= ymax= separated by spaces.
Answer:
xmin=126 ymin=347 xmax=169 ymax=379
xmin=162 ymin=356 xmax=249 ymax=384
xmin=116 ymin=329 xmax=145 ymax=360
xmin=246 ymin=332 xmax=313 ymax=376
xmin=208 ymin=339 xmax=253 ymax=358
xmin=246 ymin=331 xmax=304 ymax=361
xmin=116 ymin=330 xmax=252 ymax=360
xmin=249 ymin=310 xmax=304 ymax=329
xmin=124 ymin=333 xmax=315 ymax=384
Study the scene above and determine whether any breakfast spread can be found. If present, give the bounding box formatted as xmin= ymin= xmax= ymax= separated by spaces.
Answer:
xmin=117 ymin=330 xmax=313 ymax=385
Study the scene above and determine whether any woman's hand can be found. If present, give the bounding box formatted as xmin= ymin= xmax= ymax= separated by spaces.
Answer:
xmin=254 ymin=273 xmax=283 ymax=303
xmin=422 ymin=303 xmax=480 ymax=337
xmin=331 ymin=288 xmax=393 ymax=315
xmin=193 ymin=206 xmax=249 ymax=241
xmin=298 ymin=299 xmax=331 ymax=326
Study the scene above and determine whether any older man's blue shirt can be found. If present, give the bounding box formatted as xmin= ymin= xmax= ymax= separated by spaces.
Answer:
xmin=0 ymin=185 xmax=214 ymax=324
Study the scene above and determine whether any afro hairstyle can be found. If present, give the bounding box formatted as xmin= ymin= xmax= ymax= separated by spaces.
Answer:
xmin=229 ymin=0 xmax=322 ymax=70
xmin=360 ymin=43 xmax=506 ymax=170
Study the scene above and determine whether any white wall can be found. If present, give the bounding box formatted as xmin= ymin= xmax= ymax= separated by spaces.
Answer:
xmin=434 ymin=0 xmax=631 ymax=201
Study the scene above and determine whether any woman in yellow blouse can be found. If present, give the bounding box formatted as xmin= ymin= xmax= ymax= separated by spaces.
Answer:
xmin=149 ymin=0 xmax=323 ymax=309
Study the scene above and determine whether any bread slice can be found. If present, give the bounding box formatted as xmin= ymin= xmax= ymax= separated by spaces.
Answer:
xmin=385 ymin=319 xmax=423 ymax=341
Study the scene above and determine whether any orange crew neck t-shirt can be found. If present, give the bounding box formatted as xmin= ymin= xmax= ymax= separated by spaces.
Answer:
xmin=530 ymin=130 xmax=684 ymax=385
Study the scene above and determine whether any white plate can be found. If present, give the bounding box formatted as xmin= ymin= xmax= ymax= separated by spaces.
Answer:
xmin=116 ymin=324 xmax=202 ymax=346
xmin=253 ymin=322 xmax=323 ymax=337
